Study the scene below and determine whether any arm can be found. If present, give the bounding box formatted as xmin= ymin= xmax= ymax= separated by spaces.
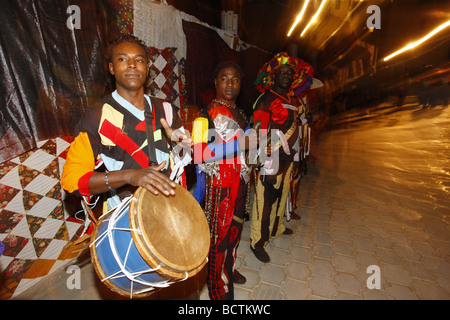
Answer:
xmin=160 ymin=117 xmax=193 ymax=149
xmin=88 ymin=163 xmax=176 ymax=196
xmin=253 ymin=94 xmax=271 ymax=136
xmin=191 ymin=115 xmax=254 ymax=164
xmin=61 ymin=131 xmax=177 ymax=197
xmin=61 ymin=104 xmax=178 ymax=198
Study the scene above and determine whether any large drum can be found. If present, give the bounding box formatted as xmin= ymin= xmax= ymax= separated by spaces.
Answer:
xmin=90 ymin=185 xmax=210 ymax=298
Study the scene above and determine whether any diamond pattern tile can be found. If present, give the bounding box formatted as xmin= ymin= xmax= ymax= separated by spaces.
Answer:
xmin=0 ymin=136 xmax=86 ymax=299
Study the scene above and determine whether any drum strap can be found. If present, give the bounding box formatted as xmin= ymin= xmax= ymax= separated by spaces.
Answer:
xmin=144 ymin=98 xmax=158 ymax=166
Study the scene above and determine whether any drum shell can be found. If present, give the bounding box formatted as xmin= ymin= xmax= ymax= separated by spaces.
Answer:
xmin=91 ymin=205 xmax=166 ymax=297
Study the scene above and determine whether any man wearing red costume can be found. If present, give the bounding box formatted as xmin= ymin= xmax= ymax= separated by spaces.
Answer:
xmin=250 ymin=52 xmax=314 ymax=263
xmin=192 ymin=61 xmax=255 ymax=300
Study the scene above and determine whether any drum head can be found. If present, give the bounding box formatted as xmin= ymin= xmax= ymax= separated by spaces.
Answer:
xmin=129 ymin=186 xmax=210 ymax=279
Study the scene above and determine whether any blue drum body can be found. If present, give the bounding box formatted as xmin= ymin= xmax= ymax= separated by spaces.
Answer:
xmin=92 ymin=199 xmax=168 ymax=297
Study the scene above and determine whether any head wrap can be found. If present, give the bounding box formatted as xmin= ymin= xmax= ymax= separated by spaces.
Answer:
xmin=255 ymin=52 xmax=314 ymax=96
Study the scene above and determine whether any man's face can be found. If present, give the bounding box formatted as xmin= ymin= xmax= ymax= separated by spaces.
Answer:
xmin=274 ymin=65 xmax=294 ymax=91
xmin=214 ymin=66 xmax=241 ymax=102
xmin=108 ymin=42 xmax=149 ymax=92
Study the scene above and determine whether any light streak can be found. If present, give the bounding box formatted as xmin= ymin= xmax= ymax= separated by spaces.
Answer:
xmin=287 ymin=0 xmax=311 ymax=37
xmin=317 ymin=0 xmax=364 ymax=50
xmin=300 ymin=0 xmax=328 ymax=37
xmin=384 ymin=20 xmax=450 ymax=61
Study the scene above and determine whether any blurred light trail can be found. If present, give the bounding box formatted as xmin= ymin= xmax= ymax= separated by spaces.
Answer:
xmin=300 ymin=0 xmax=328 ymax=37
xmin=317 ymin=0 xmax=364 ymax=50
xmin=384 ymin=20 xmax=450 ymax=61
xmin=287 ymin=0 xmax=310 ymax=37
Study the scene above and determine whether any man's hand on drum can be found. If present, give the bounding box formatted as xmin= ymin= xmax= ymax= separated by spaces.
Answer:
xmin=88 ymin=162 xmax=177 ymax=196
xmin=126 ymin=162 xmax=177 ymax=196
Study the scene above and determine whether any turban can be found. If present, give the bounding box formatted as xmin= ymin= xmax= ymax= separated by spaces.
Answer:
xmin=255 ymin=52 xmax=314 ymax=96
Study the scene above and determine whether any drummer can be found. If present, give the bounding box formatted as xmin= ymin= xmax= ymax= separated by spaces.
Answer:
xmin=61 ymin=35 xmax=192 ymax=212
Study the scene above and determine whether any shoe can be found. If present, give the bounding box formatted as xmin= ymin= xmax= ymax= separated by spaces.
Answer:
xmin=233 ymin=270 xmax=246 ymax=284
xmin=251 ymin=246 xmax=270 ymax=263
xmin=283 ymin=228 xmax=294 ymax=235
xmin=290 ymin=212 xmax=301 ymax=220
xmin=219 ymin=292 xmax=234 ymax=300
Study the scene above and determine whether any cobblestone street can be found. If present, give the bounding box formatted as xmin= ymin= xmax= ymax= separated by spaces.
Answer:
xmin=216 ymin=102 xmax=450 ymax=300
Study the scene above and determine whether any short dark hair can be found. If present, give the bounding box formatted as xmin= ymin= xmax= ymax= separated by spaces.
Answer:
xmin=213 ymin=61 xmax=244 ymax=79
xmin=105 ymin=35 xmax=150 ymax=64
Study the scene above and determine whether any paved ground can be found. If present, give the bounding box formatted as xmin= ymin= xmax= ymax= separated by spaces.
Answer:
xmin=15 ymin=101 xmax=450 ymax=300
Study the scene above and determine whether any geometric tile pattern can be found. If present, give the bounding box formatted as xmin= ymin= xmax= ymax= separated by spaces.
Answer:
xmin=0 ymin=136 xmax=86 ymax=299
xmin=147 ymin=46 xmax=187 ymax=109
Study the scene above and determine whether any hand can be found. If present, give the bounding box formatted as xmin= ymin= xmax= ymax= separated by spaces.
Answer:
xmin=261 ymin=138 xmax=272 ymax=156
xmin=291 ymin=162 xmax=301 ymax=179
xmin=127 ymin=161 xmax=177 ymax=196
xmin=160 ymin=118 xmax=193 ymax=148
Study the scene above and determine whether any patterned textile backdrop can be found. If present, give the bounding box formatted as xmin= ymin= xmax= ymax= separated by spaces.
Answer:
xmin=114 ymin=0 xmax=134 ymax=35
